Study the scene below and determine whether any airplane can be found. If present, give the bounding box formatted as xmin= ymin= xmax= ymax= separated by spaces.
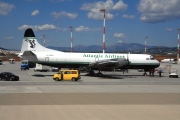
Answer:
xmin=161 ymin=58 xmax=174 ymax=63
xmin=21 ymin=28 xmax=160 ymax=76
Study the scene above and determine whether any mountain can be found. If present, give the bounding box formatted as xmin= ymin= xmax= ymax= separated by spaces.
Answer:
xmin=0 ymin=47 xmax=8 ymax=50
xmin=0 ymin=42 xmax=177 ymax=55
xmin=0 ymin=47 xmax=20 ymax=51
xmin=107 ymin=43 xmax=154 ymax=51
xmin=47 ymin=43 xmax=157 ymax=53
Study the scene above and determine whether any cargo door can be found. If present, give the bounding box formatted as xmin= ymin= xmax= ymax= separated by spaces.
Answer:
xmin=45 ymin=57 xmax=49 ymax=62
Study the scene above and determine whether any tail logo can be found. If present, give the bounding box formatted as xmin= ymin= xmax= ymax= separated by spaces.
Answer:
xmin=25 ymin=39 xmax=36 ymax=48
xmin=29 ymin=39 xmax=36 ymax=48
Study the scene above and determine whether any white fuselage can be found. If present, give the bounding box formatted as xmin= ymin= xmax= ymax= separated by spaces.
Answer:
xmin=24 ymin=50 xmax=160 ymax=69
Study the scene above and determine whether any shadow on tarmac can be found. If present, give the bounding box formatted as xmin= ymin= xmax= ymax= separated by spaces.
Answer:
xmin=32 ymin=74 xmax=53 ymax=77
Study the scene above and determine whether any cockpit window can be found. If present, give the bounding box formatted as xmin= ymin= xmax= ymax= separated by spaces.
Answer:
xmin=150 ymin=56 xmax=155 ymax=60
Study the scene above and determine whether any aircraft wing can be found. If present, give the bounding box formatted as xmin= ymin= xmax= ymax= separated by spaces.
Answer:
xmin=88 ymin=58 xmax=128 ymax=70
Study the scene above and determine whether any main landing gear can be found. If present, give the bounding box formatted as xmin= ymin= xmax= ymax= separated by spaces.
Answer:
xmin=143 ymin=71 xmax=147 ymax=76
xmin=89 ymin=70 xmax=103 ymax=77
xmin=143 ymin=69 xmax=155 ymax=76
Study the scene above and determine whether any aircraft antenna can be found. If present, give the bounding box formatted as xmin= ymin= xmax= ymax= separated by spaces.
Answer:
xmin=177 ymin=29 xmax=180 ymax=64
xmin=69 ymin=26 xmax=73 ymax=52
xmin=100 ymin=9 xmax=106 ymax=53
xmin=43 ymin=35 xmax=46 ymax=47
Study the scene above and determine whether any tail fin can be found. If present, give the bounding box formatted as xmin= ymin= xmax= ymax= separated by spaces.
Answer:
xmin=20 ymin=28 xmax=59 ymax=53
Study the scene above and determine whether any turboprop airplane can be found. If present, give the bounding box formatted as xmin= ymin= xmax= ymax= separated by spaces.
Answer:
xmin=21 ymin=28 xmax=160 ymax=76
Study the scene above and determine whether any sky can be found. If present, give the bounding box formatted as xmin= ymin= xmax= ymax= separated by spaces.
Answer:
xmin=0 ymin=0 xmax=180 ymax=50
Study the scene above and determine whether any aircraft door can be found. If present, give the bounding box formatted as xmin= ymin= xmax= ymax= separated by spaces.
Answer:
xmin=95 ymin=57 xmax=99 ymax=62
xmin=45 ymin=57 xmax=49 ymax=62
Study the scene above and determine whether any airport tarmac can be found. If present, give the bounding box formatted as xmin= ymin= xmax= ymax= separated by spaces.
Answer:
xmin=0 ymin=62 xmax=180 ymax=120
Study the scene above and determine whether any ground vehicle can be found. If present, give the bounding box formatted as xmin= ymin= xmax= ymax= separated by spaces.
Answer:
xmin=0 ymin=72 xmax=19 ymax=81
xmin=21 ymin=60 xmax=29 ymax=70
xmin=0 ymin=59 xmax=2 ymax=65
xmin=9 ymin=58 xmax=15 ymax=64
xmin=52 ymin=67 xmax=59 ymax=72
xmin=53 ymin=70 xmax=81 ymax=81
xmin=169 ymin=70 xmax=179 ymax=78
xmin=137 ymin=69 xmax=144 ymax=72
xmin=34 ymin=63 xmax=51 ymax=72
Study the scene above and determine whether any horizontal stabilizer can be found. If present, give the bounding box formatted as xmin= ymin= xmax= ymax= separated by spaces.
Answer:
xmin=22 ymin=51 xmax=38 ymax=62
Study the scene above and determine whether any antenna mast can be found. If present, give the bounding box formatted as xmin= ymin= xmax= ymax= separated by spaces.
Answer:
xmin=177 ymin=29 xmax=180 ymax=64
xmin=69 ymin=26 xmax=73 ymax=52
xmin=43 ymin=35 xmax=46 ymax=47
xmin=144 ymin=36 xmax=148 ymax=54
xmin=100 ymin=9 xmax=106 ymax=53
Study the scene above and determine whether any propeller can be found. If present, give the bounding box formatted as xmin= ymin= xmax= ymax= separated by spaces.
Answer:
xmin=126 ymin=53 xmax=131 ymax=73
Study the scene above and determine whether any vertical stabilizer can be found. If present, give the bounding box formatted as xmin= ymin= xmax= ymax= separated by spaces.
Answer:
xmin=20 ymin=28 xmax=60 ymax=53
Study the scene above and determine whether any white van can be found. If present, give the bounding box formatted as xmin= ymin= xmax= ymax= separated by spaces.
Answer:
xmin=34 ymin=63 xmax=51 ymax=72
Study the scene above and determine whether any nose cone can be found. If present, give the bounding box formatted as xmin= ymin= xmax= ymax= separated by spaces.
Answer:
xmin=155 ymin=60 xmax=160 ymax=67
xmin=158 ymin=61 xmax=160 ymax=66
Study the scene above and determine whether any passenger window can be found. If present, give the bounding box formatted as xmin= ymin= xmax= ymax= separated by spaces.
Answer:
xmin=150 ymin=56 xmax=155 ymax=60
xmin=72 ymin=71 xmax=77 ymax=74
xmin=64 ymin=71 xmax=70 ymax=74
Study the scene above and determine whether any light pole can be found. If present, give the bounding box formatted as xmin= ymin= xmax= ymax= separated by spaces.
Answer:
xmin=43 ymin=35 xmax=46 ymax=47
xmin=144 ymin=36 xmax=148 ymax=54
xmin=100 ymin=9 xmax=106 ymax=53
xmin=69 ymin=26 xmax=73 ymax=52
xmin=177 ymin=29 xmax=180 ymax=64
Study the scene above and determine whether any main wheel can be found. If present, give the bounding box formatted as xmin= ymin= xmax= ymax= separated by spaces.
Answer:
xmin=55 ymin=77 xmax=59 ymax=81
xmin=98 ymin=72 xmax=103 ymax=77
xmin=72 ymin=77 xmax=76 ymax=81
xmin=89 ymin=71 xmax=94 ymax=76
xmin=9 ymin=76 xmax=14 ymax=81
